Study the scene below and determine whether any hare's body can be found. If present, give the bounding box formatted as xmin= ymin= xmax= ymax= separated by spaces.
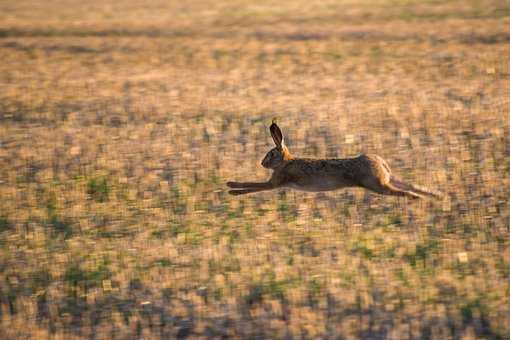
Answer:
xmin=271 ymin=155 xmax=386 ymax=192
xmin=227 ymin=122 xmax=441 ymax=199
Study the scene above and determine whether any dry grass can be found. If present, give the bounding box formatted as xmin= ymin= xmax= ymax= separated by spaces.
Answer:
xmin=1 ymin=0 xmax=510 ymax=338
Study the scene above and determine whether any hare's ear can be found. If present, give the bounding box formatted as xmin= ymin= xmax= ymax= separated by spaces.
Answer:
xmin=270 ymin=121 xmax=285 ymax=149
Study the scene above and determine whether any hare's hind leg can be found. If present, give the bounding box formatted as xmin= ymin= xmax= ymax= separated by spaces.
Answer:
xmin=358 ymin=155 xmax=421 ymax=199
xmin=390 ymin=178 xmax=442 ymax=199
xmin=361 ymin=177 xmax=421 ymax=199
xmin=382 ymin=182 xmax=422 ymax=199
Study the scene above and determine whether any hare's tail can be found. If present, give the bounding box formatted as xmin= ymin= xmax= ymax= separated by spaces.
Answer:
xmin=390 ymin=178 xmax=442 ymax=199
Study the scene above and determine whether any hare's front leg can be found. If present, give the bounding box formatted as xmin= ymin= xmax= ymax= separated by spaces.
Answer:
xmin=228 ymin=187 xmax=269 ymax=195
xmin=227 ymin=181 xmax=276 ymax=195
xmin=227 ymin=181 xmax=273 ymax=189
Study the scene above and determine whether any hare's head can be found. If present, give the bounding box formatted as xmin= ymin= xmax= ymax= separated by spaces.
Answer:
xmin=261 ymin=121 xmax=292 ymax=169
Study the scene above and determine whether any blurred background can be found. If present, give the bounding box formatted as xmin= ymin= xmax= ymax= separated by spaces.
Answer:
xmin=1 ymin=0 xmax=510 ymax=338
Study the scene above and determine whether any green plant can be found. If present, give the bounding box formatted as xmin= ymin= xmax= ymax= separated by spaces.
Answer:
xmin=87 ymin=177 xmax=110 ymax=202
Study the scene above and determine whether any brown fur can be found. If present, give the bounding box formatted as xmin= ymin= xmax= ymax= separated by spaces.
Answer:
xmin=228 ymin=122 xmax=441 ymax=199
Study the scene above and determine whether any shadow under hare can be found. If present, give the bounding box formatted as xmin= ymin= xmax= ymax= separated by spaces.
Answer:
xmin=227 ymin=121 xmax=442 ymax=199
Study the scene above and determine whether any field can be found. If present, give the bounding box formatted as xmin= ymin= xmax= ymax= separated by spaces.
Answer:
xmin=1 ymin=0 xmax=510 ymax=338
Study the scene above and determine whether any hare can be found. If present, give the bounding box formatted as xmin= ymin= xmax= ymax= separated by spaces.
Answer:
xmin=227 ymin=121 xmax=441 ymax=199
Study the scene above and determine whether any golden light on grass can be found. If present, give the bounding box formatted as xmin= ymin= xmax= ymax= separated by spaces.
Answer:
xmin=0 ymin=0 xmax=509 ymax=338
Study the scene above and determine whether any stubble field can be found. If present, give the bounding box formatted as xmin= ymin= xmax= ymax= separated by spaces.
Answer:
xmin=1 ymin=0 xmax=510 ymax=338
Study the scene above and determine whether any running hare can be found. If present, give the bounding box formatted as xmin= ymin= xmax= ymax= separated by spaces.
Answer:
xmin=227 ymin=121 xmax=441 ymax=199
